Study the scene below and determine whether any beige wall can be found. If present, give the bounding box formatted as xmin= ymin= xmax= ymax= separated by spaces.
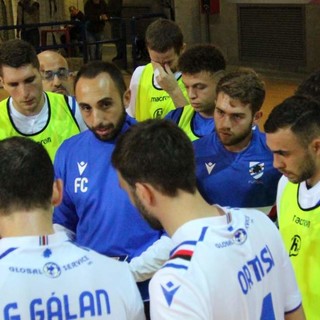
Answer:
xmin=174 ymin=0 xmax=320 ymax=73
xmin=305 ymin=5 xmax=320 ymax=72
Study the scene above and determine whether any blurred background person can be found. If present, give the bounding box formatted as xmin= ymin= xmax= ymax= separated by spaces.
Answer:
xmin=16 ymin=0 xmax=40 ymax=52
xmin=61 ymin=6 xmax=85 ymax=57
xmin=108 ymin=0 xmax=124 ymax=61
xmin=84 ymin=0 xmax=108 ymax=61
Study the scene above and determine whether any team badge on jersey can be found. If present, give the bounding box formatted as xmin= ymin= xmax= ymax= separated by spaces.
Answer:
xmin=43 ymin=248 xmax=52 ymax=258
xmin=153 ymin=108 xmax=163 ymax=119
xmin=43 ymin=262 xmax=61 ymax=278
xmin=249 ymin=161 xmax=264 ymax=179
xmin=233 ymin=228 xmax=247 ymax=245
xmin=161 ymin=281 xmax=180 ymax=306
xmin=289 ymin=235 xmax=301 ymax=257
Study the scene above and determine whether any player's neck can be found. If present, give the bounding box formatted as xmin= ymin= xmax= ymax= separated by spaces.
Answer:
xmin=160 ymin=190 xmax=223 ymax=236
xmin=0 ymin=209 xmax=54 ymax=238
xmin=223 ymin=132 xmax=252 ymax=153
xmin=306 ymin=177 xmax=320 ymax=189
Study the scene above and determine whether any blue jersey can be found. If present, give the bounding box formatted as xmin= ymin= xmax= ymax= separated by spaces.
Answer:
xmin=165 ymin=106 xmax=214 ymax=141
xmin=53 ymin=115 xmax=164 ymax=299
xmin=193 ymin=128 xmax=281 ymax=211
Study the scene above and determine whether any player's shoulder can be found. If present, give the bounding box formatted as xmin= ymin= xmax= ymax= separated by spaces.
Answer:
xmin=165 ymin=107 xmax=184 ymax=122
xmin=46 ymin=91 xmax=67 ymax=102
xmin=124 ymin=113 xmax=137 ymax=127
xmin=229 ymin=207 xmax=278 ymax=233
xmin=250 ymin=127 xmax=270 ymax=151
xmin=54 ymin=131 xmax=91 ymax=164
xmin=86 ymin=248 xmax=134 ymax=278
xmin=131 ymin=65 xmax=147 ymax=77
xmin=229 ymin=206 xmax=268 ymax=219
xmin=60 ymin=130 xmax=90 ymax=149
xmin=149 ymin=239 xmax=199 ymax=299
xmin=156 ymin=237 xmax=199 ymax=277
xmin=193 ymin=132 xmax=215 ymax=154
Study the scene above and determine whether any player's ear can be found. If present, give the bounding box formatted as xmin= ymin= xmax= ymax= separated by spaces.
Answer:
xmin=180 ymin=43 xmax=187 ymax=55
xmin=311 ymin=138 xmax=320 ymax=155
xmin=52 ymin=179 xmax=63 ymax=207
xmin=253 ymin=111 xmax=263 ymax=125
xmin=135 ymin=182 xmax=155 ymax=207
xmin=123 ymin=88 xmax=131 ymax=106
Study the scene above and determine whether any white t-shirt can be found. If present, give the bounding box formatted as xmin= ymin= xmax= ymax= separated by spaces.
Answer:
xmin=149 ymin=207 xmax=301 ymax=319
xmin=0 ymin=232 xmax=145 ymax=320
xmin=9 ymin=93 xmax=87 ymax=134
xmin=277 ymin=175 xmax=320 ymax=210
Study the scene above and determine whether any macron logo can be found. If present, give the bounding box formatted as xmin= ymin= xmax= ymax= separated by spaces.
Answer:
xmin=77 ymin=161 xmax=88 ymax=176
xmin=161 ymin=281 xmax=180 ymax=306
xmin=205 ymin=162 xmax=216 ymax=175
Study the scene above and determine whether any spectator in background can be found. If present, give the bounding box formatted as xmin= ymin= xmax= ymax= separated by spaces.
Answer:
xmin=16 ymin=0 xmax=40 ymax=52
xmin=108 ymin=0 xmax=125 ymax=61
xmin=0 ymin=136 xmax=145 ymax=320
xmin=38 ymin=50 xmax=73 ymax=96
xmin=84 ymin=0 xmax=108 ymax=61
xmin=295 ymin=69 xmax=320 ymax=102
xmin=61 ymin=6 xmax=85 ymax=57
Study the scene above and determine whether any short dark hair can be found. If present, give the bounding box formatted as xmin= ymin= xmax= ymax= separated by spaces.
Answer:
xmin=178 ymin=44 xmax=226 ymax=75
xmin=145 ymin=18 xmax=184 ymax=55
xmin=112 ymin=119 xmax=197 ymax=197
xmin=0 ymin=137 xmax=54 ymax=215
xmin=216 ymin=70 xmax=265 ymax=114
xmin=295 ymin=70 xmax=320 ymax=102
xmin=0 ymin=39 xmax=39 ymax=76
xmin=264 ymin=95 xmax=320 ymax=147
xmin=74 ymin=61 xmax=126 ymax=98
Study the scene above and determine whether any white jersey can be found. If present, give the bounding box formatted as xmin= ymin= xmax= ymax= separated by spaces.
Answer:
xmin=149 ymin=207 xmax=301 ymax=319
xmin=277 ymin=175 xmax=320 ymax=210
xmin=0 ymin=232 xmax=145 ymax=320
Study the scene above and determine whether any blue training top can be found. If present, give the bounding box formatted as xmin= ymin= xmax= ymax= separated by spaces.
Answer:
xmin=53 ymin=115 xmax=164 ymax=300
xmin=193 ymin=127 xmax=281 ymax=208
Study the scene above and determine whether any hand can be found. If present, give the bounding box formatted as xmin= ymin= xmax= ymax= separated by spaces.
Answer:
xmin=100 ymin=14 xmax=108 ymax=21
xmin=152 ymin=62 xmax=179 ymax=94
xmin=152 ymin=61 xmax=188 ymax=108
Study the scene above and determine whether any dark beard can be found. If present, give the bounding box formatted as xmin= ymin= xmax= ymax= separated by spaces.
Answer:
xmin=91 ymin=111 xmax=126 ymax=141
